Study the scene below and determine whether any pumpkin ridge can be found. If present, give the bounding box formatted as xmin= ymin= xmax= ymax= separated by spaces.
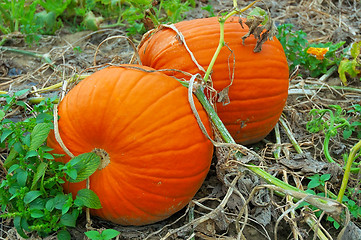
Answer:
xmin=95 ymin=69 xmax=125 ymax=131
xmin=117 ymin=113 xmax=209 ymax=153
xmin=110 ymin=142 xmax=212 ymax=177
xmin=99 ymin=74 xmax=183 ymax=144
xmin=108 ymin=169 xmax=207 ymax=198
xmin=59 ymin=95 xmax=92 ymax=153
xmin=97 ymin=189 xmax=164 ymax=220
xmin=112 ymin=142 xmax=212 ymax=175
xmin=225 ymin=93 xmax=288 ymax=105
xmin=96 ymin=172 xmax=189 ymax=215
xmin=101 ymin=69 xmax=150 ymax=136
xmin=114 ymin=85 xmax=182 ymax=133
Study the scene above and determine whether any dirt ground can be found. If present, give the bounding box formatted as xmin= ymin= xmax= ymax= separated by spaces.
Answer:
xmin=1 ymin=0 xmax=361 ymax=239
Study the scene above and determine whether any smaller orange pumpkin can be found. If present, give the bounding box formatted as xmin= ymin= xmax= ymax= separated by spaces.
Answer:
xmin=47 ymin=65 xmax=214 ymax=225
xmin=138 ymin=17 xmax=289 ymax=145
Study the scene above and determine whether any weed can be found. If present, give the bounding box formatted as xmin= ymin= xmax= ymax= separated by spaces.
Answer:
xmin=85 ymin=229 xmax=121 ymax=240
xmin=276 ymin=23 xmax=345 ymax=78
xmin=0 ymin=90 xmax=101 ymax=239
xmin=338 ymin=41 xmax=361 ymax=85
xmin=0 ymin=0 xmax=196 ymax=45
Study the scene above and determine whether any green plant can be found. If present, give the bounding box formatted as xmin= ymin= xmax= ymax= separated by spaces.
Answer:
xmin=338 ymin=41 xmax=361 ymax=85
xmin=345 ymin=104 xmax=361 ymax=139
xmin=0 ymin=0 xmax=42 ymax=44
xmin=121 ymin=0 xmax=195 ymax=36
xmin=0 ymin=90 xmax=102 ymax=239
xmin=307 ymin=173 xmax=331 ymax=189
xmin=276 ymin=23 xmax=345 ymax=77
xmin=85 ymin=229 xmax=120 ymax=240
xmin=307 ymin=105 xmax=352 ymax=163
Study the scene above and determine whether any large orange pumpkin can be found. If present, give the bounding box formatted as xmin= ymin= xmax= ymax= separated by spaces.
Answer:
xmin=138 ymin=17 xmax=289 ymax=144
xmin=47 ymin=65 xmax=213 ymax=225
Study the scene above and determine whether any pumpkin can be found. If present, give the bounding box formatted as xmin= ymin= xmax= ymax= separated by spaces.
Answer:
xmin=138 ymin=17 xmax=289 ymax=145
xmin=47 ymin=65 xmax=213 ymax=225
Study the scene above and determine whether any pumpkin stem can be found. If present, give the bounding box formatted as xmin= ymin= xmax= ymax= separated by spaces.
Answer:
xmin=203 ymin=0 xmax=261 ymax=83
xmin=92 ymin=148 xmax=110 ymax=170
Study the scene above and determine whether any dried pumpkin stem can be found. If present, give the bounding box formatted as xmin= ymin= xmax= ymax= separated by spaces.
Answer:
xmin=53 ymin=104 xmax=75 ymax=158
xmin=279 ymin=117 xmax=303 ymax=154
xmin=273 ymin=123 xmax=281 ymax=160
xmin=0 ymin=46 xmax=52 ymax=65
xmin=194 ymin=87 xmax=354 ymax=229
xmin=92 ymin=148 xmax=111 ymax=170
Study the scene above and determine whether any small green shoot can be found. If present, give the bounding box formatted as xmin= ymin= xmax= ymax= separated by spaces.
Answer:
xmin=85 ymin=229 xmax=121 ymax=240
xmin=306 ymin=105 xmax=351 ymax=163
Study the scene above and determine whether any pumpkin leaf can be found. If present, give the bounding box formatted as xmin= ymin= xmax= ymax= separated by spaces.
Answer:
xmin=76 ymin=189 xmax=102 ymax=209
xmin=30 ymin=123 xmax=51 ymax=151
xmin=67 ymin=152 xmax=100 ymax=183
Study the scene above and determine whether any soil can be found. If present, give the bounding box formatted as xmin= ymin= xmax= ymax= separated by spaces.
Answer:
xmin=1 ymin=0 xmax=361 ymax=239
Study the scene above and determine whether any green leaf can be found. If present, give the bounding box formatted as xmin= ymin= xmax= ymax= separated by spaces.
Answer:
xmin=30 ymin=209 xmax=44 ymax=218
xmin=24 ymin=190 xmax=42 ymax=204
xmin=338 ymin=59 xmax=360 ymax=86
xmin=30 ymin=123 xmax=51 ymax=151
xmin=0 ymin=109 xmax=5 ymax=120
xmin=66 ymin=168 xmax=78 ymax=181
xmin=320 ymin=174 xmax=331 ymax=182
xmin=16 ymin=101 xmax=27 ymax=109
xmin=54 ymin=194 xmax=68 ymax=210
xmin=17 ymin=169 xmax=28 ymax=187
xmin=46 ymin=198 xmax=55 ymax=211
xmin=343 ymin=128 xmax=353 ymax=139
xmin=307 ymin=180 xmax=320 ymax=189
xmin=101 ymin=229 xmax=121 ymax=240
xmin=43 ymin=152 xmax=54 ymax=160
xmin=14 ymin=216 xmax=29 ymax=239
xmin=14 ymin=89 xmax=29 ymax=97
xmin=13 ymin=142 xmax=24 ymax=155
xmin=85 ymin=230 xmax=102 ymax=240
xmin=60 ymin=213 xmax=76 ymax=227
xmin=350 ymin=41 xmax=361 ymax=58
xmin=1 ymin=129 xmax=13 ymax=143
xmin=247 ymin=7 xmax=269 ymax=25
xmin=3 ymin=147 xmax=18 ymax=169
xmin=62 ymin=196 xmax=73 ymax=215
xmin=8 ymin=163 xmax=19 ymax=174
xmin=57 ymin=230 xmax=71 ymax=240
xmin=68 ymin=152 xmax=100 ymax=183
xmin=25 ymin=150 xmax=38 ymax=159
xmin=31 ymin=162 xmax=48 ymax=190
xmin=76 ymin=189 xmax=102 ymax=209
